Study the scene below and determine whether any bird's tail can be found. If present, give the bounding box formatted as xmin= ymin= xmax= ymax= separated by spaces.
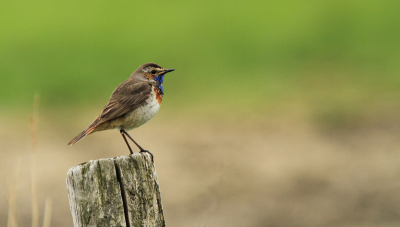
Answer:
xmin=68 ymin=119 xmax=100 ymax=145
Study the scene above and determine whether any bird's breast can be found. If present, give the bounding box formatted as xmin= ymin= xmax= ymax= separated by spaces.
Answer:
xmin=154 ymin=86 xmax=163 ymax=104
xmin=115 ymin=88 xmax=161 ymax=131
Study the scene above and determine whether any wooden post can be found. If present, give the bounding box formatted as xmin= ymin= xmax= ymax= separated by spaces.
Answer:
xmin=66 ymin=153 xmax=165 ymax=227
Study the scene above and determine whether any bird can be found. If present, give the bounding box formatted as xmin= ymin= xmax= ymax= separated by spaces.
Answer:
xmin=68 ymin=63 xmax=175 ymax=160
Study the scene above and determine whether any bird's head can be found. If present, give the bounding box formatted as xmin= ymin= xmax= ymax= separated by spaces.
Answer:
xmin=135 ymin=63 xmax=175 ymax=82
xmin=132 ymin=63 xmax=174 ymax=95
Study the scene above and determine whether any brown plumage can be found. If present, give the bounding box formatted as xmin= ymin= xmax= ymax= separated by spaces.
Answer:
xmin=68 ymin=63 xmax=175 ymax=155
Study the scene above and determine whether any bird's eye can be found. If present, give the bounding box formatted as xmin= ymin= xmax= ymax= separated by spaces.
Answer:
xmin=151 ymin=70 xmax=157 ymax=75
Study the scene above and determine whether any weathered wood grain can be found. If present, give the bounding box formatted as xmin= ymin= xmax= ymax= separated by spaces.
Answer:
xmin=115 ymin=154 xmax=165 ymax=227
xmin=66 ymin=153 xmax=165 ymax=227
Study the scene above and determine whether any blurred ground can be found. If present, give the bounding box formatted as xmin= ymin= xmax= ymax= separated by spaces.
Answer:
xmin=1 ymin=105 xmax=399 ymax=227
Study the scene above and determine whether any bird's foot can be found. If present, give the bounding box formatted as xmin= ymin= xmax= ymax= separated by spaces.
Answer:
xmin=139 ymin=149 xmax=154 ymax=163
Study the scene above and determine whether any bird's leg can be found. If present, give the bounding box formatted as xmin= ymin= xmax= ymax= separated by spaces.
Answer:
xmin=120 ymin=130 xmax=133 ymax=154
xmin=120 ymin=129 xmax=145 ymax=151
xmin=121 ymin=129 xmax=154 ymax=162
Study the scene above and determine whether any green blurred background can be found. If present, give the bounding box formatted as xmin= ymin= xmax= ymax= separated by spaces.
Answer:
xmin=1 ymin=1 xmax=400 ymax=226
xmin=2 ymin=0 xmax=400 ymax=117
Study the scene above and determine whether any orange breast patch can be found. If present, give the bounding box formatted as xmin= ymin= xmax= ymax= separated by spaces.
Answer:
xmin=154 ymin=88 xmax=163 ymax=104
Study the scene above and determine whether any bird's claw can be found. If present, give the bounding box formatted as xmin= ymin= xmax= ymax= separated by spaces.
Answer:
xmin=140 ymin=150 xmax=154 ymax=163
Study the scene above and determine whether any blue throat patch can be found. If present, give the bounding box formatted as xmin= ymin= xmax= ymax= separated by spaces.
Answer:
xmin=154 ymin=74 xmax=165 ymax=94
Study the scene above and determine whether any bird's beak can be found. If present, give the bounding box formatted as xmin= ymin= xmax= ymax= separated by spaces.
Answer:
xmin=164 ymin=69 xmax=175 ymax=74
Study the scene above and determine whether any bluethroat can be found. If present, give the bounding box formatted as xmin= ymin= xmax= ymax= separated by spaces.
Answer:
xmin=68 ymin=63 xmax=175 ymax=159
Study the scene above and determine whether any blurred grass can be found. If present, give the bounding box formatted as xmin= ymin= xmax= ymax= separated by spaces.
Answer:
xmin=1 ymin=0 xmax=400 ymax=125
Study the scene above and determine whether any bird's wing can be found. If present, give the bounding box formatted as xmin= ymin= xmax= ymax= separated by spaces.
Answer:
xmin=96 ymin=81 xmax=152 ymax=124
xmin=67 ymin=81 xmax=152 ymax=145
